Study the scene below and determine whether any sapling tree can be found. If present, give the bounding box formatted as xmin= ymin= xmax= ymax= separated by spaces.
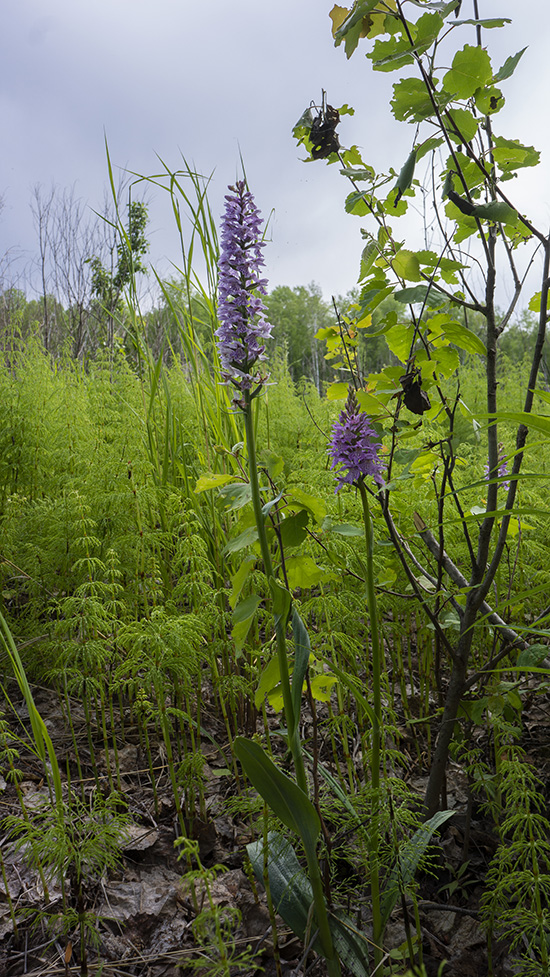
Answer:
xmin=294 ymin=0 xmax=550 ymax=817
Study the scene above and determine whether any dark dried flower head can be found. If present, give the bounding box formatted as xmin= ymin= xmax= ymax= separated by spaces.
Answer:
xmin=216 ymin=181 xmax=272 ymax=392
xmin=330 ymin=387 xmax=384 ymax=491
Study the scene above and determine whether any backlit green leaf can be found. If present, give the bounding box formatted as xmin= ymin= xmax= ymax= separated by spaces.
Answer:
xmin=195 ymin=473 xmax=236 ymax=493
xmin=392 ymin=250 xmax=422 ymax=282
xmin=443 ymin=44 xmax=492 ymax=98
xmin=494 ymin=46 xmax=527 ymax=82
xmin=391 ymin=78 xmax=434 ymax=122
xmin=386 ymin=322 xmax=415 ymax=360
xmin=446 ymin=107 xmax=478 ymax=143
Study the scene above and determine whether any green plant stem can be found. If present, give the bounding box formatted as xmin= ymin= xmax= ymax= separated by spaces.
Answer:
xmin=242 ymin=394 xmax=303 ymax=785
xmin=358 ymin=481 xmax=383 ymax=966
xmin=243 ymin=392 xmax=340 ymax=976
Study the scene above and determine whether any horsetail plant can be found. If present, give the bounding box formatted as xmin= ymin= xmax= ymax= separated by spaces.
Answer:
xmin=216 ymin=181 xmax=340 ymax=976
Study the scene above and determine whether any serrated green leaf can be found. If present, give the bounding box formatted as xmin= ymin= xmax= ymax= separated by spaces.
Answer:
xmin=356 ymin=389 xmax=384 ymax=414
xmin=446 ymin=107 xmax=478 ymax=143
xmin=386 ymin=322 xmax=415 ymax=360
xmin=345 ymin=190 xmax=371 ymax=216
xmin=288 ymin=487 xmax=327 ymax=525
xmin=327 ymin=381 xmax=350 ymax=400
xmin=309 ymin=674 xmax=338 ymax=702
xmin=415 ymin=135 xmax=444 ymax=162
xmin=516 ymin=645 xmax=550 ymax=670
xmin=340 ymin=166 xmax=376 ymax=181
xmin=391 ymin=78 xmax=434 ymax=122
xmin=394 ymin=285 xmax=446 ymax=308
xmin=218 ymin=481 xmax=252 ymax=510
xmin=474 ymin=86 xmax=504 ymax=115
xmin=429 ymin=318 xmax=486 ymax=355
xmin=492 ymin=136 xmax=540 ymax=176
xmin=280 ymin=510 xmax=309 ymax=549
xmin=286 ymin=556 xmax=337 ymax=590
xmin=454 ymin=17 xmax=510 ymax=27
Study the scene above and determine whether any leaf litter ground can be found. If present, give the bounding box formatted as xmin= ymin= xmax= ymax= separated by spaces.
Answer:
xmin=0 ymin=670 xmax=549 ymax=977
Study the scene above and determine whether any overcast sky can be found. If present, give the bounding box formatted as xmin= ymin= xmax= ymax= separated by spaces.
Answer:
xmin=2 ymin=1 xmax=549 ymax=310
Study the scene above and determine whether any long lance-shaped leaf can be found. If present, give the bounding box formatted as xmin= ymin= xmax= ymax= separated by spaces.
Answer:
xmin=248 ymin=832 xmax=372 ymax=977
xmin=291 ymin=608 xmax=311 ymax=720
xmin=235 ymin=738 xmax=320 ymax=855
xmin=0 ymin=611 xmax=63 ymax=812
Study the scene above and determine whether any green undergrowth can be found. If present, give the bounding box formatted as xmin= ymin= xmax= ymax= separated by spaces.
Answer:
xmin=1 ymin=333 xmax=549 ymax=972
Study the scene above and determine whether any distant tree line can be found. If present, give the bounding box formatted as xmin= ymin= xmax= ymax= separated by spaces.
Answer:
xmin=0 ymin=183 xmax=542 ymax=381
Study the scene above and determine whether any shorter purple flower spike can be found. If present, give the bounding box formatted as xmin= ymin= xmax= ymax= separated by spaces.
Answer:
xmin=330 ymin=387 xmax=384 ymax=491
xmin=216 ymin=181 xmax=272 ymax=393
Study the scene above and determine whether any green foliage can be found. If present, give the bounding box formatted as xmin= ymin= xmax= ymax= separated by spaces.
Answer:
xmin=481 ymin=747 xmax=550 ymax=976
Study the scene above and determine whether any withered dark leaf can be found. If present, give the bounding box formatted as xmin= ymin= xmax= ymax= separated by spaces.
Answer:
xmin=400 ymin=369 xmax=431 ymax=415
xmin=310 ymin=104 xmax=340 ymax=160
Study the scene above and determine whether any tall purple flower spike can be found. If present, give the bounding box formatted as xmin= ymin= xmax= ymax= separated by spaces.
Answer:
xmin=330 ymin=387 xmax=384 ymax=491
xmin=216 ymin=181 xmax=272 ymax=393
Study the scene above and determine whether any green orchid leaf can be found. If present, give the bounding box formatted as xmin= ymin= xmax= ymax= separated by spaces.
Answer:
xmin=235 ymin=739 xmax=320 ymax=853
xmin=291 ymin=608 xmax=311 ymax=718
xmin=248 ymin=832 xmax=372 ymax=977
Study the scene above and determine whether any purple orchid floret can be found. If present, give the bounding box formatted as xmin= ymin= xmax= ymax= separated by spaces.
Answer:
xmin=484 ymin=442 xmax=510 ymax=491
xmin=216 ymin=181 xmax=272 ymax=392
xmin=330 ymin=387 xmax=384 ymax=491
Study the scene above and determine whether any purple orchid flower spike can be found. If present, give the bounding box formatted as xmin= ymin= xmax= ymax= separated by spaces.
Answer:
xmin=329 ymin=387 xmax=384 ymax=491
xmin=216 ymin=181 xmax=272 ymax=396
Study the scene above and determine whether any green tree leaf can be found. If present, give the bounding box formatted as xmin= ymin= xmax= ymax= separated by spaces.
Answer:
xmin=443 ymin=44 xmax=492 ymax=98
xmin=280 ymin=510 xmax=309 ymax=548
xmin=446 ymin=107 xmax=478 ymax=143
xmin=494 ymin=46 xmax=527 ymax=82
xmin=492 ymin=136 xmax=540 ymax=177
xmin=391 ymin=250 xmax=422 ymax=282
